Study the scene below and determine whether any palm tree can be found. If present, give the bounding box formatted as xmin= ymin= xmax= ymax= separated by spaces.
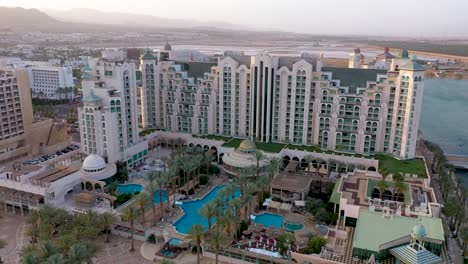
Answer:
xmin=199 ymin=202 xmax=216 ymax=229
xmin=203 ymin=151 xmax=215 ymax=174
xmin=205 ymin=229 xmax=229 ymax=264
xmin=22 ymin=252 xmax=40 ymax=264
xmin=163 ymin=171 xmax=173 ymax=212
xmin=101 ymin=212 xmax=115 ymax=243
xmin=254 ymin=150 xmax=265 ymax=178
xmin=29 ymin=210 xmax=40 ymax=244
xmin=235 ymin=166 xmax=255 ymax=196
xmin=188 ymin=224 xmax=205 ymax=264
xmin=392 ymin=180 xmax=406 ymax=201
xmin=219 ymin=212 xmax=239 ymax=240
xmin=122 ymin=206 xmax=141 ymax=252
xmin=67 ymin=243 xmax=93 ymax=264
xmin=379 ymin=167 xmax=390 ymax=181
xmin=266 ymin=157 xmax=281 ymax=179
xmin=180 ymin=160 xmax=193 ymax=195
xmin=106 ymin=181 xmax=118 ymax=196
xmin=144 ymin=181 xmax=158 ymax=226
xmin=0 ymin=240 xmax=6 ymax=264
xmin=155 ymin=172 xmax=166 ymax=219
xmin=255 ymin=176 xmax=270 ymax=209
xmin=194 ymin=154 xmax=203 ymax=185
xmin=230 ymin=198 xmax=243 ymax=218
xmin=44 ymin=254 xmax=64 ymax=264
xmin=376 ymin=180 xmax=388 ymax=199
xmin=393 ymin=172 xmax=404 ymax=182
xmin=135 ymin=193 xmax=149 ymax=226
xmin=278 ymin=232 xmax=296 ymax=259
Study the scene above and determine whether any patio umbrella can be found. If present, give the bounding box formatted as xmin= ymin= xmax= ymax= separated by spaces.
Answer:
xmin=243 ymin=229 xmax=252 ymax=236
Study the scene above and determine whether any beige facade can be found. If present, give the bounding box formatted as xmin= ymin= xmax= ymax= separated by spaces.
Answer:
xmin=140 ymin=49 xmax=425 ymax=159
xmin=0 ymin=69 xmax=69 ymax=165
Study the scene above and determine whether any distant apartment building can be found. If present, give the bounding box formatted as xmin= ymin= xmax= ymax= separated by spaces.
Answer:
xmin=78 ymin=52 xmax=148 ymax=167
xmin=0 ymin=69 xmax=70 ymax=165
xmin=140 ymin=46 xmax=425 ymax=159
xmin=28 ymin=66 xmax=75 ymax=100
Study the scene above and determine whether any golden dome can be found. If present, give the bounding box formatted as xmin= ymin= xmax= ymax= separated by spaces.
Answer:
xmin=239 ymin=140 xmax=256 ymax=151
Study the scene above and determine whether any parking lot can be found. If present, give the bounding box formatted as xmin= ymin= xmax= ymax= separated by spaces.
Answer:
xmin=23 ymin=144 xmax=79 ymax=165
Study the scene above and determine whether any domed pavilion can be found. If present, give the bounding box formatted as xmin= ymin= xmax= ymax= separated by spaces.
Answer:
xmin=80 ymin=154 xmax=117 ymax=182
xmin=222 ymin=140 xmax=269 ymax=176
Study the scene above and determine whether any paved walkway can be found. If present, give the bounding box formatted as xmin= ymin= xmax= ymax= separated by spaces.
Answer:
xmin=0 ymin=214 xmax=29 ymax=264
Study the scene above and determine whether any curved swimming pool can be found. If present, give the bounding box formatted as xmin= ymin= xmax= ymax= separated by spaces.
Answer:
xmin=173 ymin=185 xmax=240 ymax=234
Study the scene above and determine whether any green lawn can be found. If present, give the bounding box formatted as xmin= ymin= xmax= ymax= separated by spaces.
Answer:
xmin=222 ymin=138 xmax=244 ymax=148
xmin=367 ymin=179 xmax=412 ymax=204
xmin=255 ymin=142 xmax=287 ymax=153
xmin=139 ymin=128 xmax=160 ymax=136
xmin=286 ymin=144 xmax=374 ymax=158
xmin=376 ymin=154 xmax=427 ymax=177
xmin=192 ymin=134 xmax=232 ymax=141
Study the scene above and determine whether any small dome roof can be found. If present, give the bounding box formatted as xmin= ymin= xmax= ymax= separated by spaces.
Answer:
xmin=412 ymin=224 xmax=427 ymax=238
xmin=164 ymin=42 xmax=172 ymax=51
xmin=399 ymin=49 xmax=409 ymax=59
xmin=239 ymin=140 xmax=256 ymax=151
xmin=142 ymin=49 xmax=156 ymax=60
xmin=82 ymin=154 xmax=106 ymax=171
xmin=83 ymin=90 xmax=101 ymax=103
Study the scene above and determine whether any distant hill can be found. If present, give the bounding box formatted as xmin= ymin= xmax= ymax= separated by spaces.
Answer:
xmin=0 ymin=7 xmax=58 ymax=29
xmin=44 ymin=8 xmax=249 ymax=31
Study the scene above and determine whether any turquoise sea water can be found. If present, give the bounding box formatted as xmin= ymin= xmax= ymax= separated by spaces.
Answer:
xmin=420 ymin=79 xmax=468 ymax=186
xmin=173 ymin=185 xmax=240 ymax=234
xmin=253 ymin=213 xmax=284 ymax=229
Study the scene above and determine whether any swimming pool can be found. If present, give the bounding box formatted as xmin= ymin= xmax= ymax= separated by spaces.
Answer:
xmin=168 ymin=238 xmax=182 ymax=246
xmin=117 ymin=184 xmax=167 ymax=204
xmin=253 ymin=213 xmax=283 ymax=229
xmin=117 ymin=184 xmax=143 ymax=194
xmin=173 ymin=185 xmax=240 ymax=234
xmin=284 ymin=221 xmax=304 ymax=231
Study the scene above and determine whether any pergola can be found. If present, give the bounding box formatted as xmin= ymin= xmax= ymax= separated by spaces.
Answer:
xmin=267 ymin=201 xmax=281 ymax=212
xmin=270 ymin=172 xmax=313 ymax=202
xmin=0 ymin=186 xmax=44 ymax=215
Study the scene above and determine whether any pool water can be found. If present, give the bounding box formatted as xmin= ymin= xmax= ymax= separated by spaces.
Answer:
xmin=284 ymin=222 xmax=304 ymax=231
xmin=168 ymin=238 xmax=182 ymax=246
xmin=117 ymin=184 xmax=143 ymax=194
xmin=173 ymin=185 xmax=240 ymax=234
xmin=117 ymin=184 xmax=167 ymax=204
xmin=160 ymin=248 xmax=175 ymax=257
xmin=253 ymin=213 xmax=283 ymax=229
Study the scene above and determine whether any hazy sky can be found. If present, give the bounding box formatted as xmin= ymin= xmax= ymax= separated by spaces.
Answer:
xmin=1 ymin=0 xmax=468 ymax=37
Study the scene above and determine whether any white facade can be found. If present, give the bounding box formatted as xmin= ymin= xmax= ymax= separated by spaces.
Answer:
xmin=28 ymin=66 xmax=74 ymax=100
xmin=78 ymin=55 xmax=148 ymax=167
xmin=140 ymin=49 xmax=424 ymax=160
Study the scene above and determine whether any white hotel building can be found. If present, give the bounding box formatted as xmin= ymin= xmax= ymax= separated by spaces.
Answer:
xmin=140 ymin=46 xmax=425 ymax=160
xmin=28 ymin=66 xmax=75 ymax=100
xmin=78 ymin=53 xmax=148 ymax=167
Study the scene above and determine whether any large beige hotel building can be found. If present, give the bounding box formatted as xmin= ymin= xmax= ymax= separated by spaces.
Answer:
xmin=140 ymin=45 xmax=424 ymax=160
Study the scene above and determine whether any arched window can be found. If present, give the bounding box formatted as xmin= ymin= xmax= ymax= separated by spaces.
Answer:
xmin=322 ymin=90 xmax=328 ymax=101
xmin=337 ymin=118 xmax=344 ymax=130
xmin=375 ymin=93 xmax=381 ymax=104
xmin=339 ymin=105 xmax=345 ymax=116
